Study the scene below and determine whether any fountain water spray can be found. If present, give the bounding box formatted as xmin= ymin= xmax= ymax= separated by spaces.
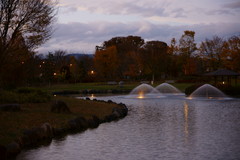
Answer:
xmin=189 ymin=84 xmax=227 ymax=99
xmin=155 ymin=83 xmax=184 ymax=95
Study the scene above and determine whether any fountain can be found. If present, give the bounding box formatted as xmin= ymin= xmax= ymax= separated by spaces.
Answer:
xmin=155 ymin=83 xmax=184 ymax=95
xmin=189 ymin=84 xmax=228 ymax=99
xmin=126 ymin=83 xmax=162 ymax=99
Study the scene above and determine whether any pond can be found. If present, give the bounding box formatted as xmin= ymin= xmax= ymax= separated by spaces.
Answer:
xmin=17 ymin=95 xmax=240 ymax=160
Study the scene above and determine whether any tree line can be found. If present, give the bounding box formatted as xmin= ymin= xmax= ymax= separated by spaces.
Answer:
xmin=0 ymin=0 xmax=239 ymax=87
xmin=94 ymin=32 xmax=240 ymax=82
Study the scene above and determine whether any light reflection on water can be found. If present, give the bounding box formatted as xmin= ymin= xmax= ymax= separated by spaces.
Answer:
xmin=17 ymin=96 xmax=240 ymax=160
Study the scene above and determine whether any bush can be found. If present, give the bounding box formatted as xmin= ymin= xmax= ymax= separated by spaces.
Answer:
xmin=0 ymin=88 xmax=51 ymax=104
xmin=0 ymin=90 xmax=19 ymax=104
xmin=184 ymin=83 xmax=205 ymax=96
xmin=216 ymin=85 xmax=240 ymax=97
xmin=176 ymin=75 xmax=209 ymax=83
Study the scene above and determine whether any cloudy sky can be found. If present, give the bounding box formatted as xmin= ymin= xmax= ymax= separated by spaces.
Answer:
xmin=37 ymin=0 xmax=240 ymax=54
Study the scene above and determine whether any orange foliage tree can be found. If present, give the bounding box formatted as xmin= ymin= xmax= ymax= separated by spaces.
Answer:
xmin=94 ymin=46 xmax=119 ymax=80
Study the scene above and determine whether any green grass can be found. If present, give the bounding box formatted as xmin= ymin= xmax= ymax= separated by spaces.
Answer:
xmin=0 ymin=96 xmax=120 ymax=145
xmin=39 ymin=82 xmax=196 ymax=94
xmin=40 ymin=82 xmax=139 ymax=93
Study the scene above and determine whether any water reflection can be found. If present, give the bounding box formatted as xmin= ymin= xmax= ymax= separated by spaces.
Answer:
xmin=184 ymin=101 xmax=189 ymax=139
xmin=17 ymin=97 xmax=240 ymax=160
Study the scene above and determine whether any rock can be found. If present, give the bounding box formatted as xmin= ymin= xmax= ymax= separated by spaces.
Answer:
xmin=6 ymin=142 xmax=21 ymax=157
xmin=41 ymin=123 xmax=53 ymax=138
xmin=53 ymin=128 xmax=66 ymax=136
xmin=51 ymin=100 xmax=71 ymax=113
xmin=22 ymin=127 xmax=43 ymax=147
xmin=107 ymin=100 xmax=113 ymax=103
xmin=68 ymin=116 xmax=88 ymax=131
xmin=104 ymin=114 xmax=115 ymax=122
xmin=0 ymin=104 xmax=21 ymax=112
xmin=0 ymin=145 xmax=7 ymax=160
xmin=87 ymin=116 xmax=100 ymax=128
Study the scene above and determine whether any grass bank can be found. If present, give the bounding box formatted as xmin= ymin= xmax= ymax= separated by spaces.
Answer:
xmin=0 ymin=96 xmax=120 ymax=146
xmin=40 ymin=82 xmax=194 ymax=94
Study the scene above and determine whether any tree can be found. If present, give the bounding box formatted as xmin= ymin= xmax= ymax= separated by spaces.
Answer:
xmin=101 ymin=35 xmax=145 ymax=79
xmin=41 ymin=53 xmax=56 ymax=86
xmin=69 ymin=56 xmax=79 ymax=83
xmin=179 ymin=30 xmax=197 ymax=56
xmin=178 ymin=30 xmax=197 ymax=75
xmin=222 ymin=35 xmax=240 ymax=71
xmin=200 ymin=36 xmax=225 ymax=71
xmin=94 ymin=46 xmax=119 ymax=80
xmin=0 ymin=0 xmax=56 ymax=86
xmin=139 ymin=41 xmax=168 ymax=83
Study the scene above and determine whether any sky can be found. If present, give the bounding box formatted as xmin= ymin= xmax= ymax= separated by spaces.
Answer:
xmin=37 ymin=0 xmax=240 ymax=54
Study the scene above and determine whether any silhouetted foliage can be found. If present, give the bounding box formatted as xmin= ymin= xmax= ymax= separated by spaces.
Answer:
xmin=0 ymin=0 xmax=56 ymax=87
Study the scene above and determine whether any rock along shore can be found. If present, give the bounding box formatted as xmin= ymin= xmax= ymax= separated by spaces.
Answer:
xmin=0 ymin=99 xmax=128 ymax=160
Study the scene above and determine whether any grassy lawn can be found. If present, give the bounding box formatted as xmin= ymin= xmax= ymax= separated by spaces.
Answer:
xmin=41 ymin=82 xmax=138 ymax=93
xmin=0 ymin=96 xmax=119 ymax=146
xmin=41 ymin=82 xmax=194 ymax=93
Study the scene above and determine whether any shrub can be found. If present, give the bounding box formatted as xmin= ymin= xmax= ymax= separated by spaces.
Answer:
xmin=217 ymin=85 xmax=240 ymax=97
xmin=184 ymin=83 xmax=205 ymax=96
xmin=0 ymin=88 xmax=51 ymax=104
xmin=0 ymin=90 xmax=19 ymax=104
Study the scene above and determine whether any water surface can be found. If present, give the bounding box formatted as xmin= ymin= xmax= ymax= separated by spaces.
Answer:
xmin=17 ymin=96 xmax=240 ymax=160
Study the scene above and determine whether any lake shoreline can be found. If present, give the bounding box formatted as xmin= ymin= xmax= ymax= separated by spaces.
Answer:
xmin=0 ymin=98 xmax=128 ymax=160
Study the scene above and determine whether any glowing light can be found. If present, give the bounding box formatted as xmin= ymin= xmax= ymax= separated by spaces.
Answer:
xmin=222 ymin=81 xmax=225 ymax=85
xmin=53 ymin=73 xmax=57 ymax=76
xmin=91 ymin=70 xmax=94 ymax=74
xmin=70 ymin=64 xmax=73 ymax=67
xmin=21 ymin=61 xmax=24 ymax=64
xmin=184 ymin=102 xmax=189 ymax=140
xmin=137 ymin=91 xmax=145 ymax=99
xmin=54 ymin=95 xmax=57 ymax=97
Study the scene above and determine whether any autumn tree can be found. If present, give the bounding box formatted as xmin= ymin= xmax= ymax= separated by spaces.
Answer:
xmin=200 ymin=36 xmax=225 ymax=71
xmin=94 ymin=46 xmax=119 ymax=80
xmin=222 ymin=35 xmax=240 ymax=71
xmin=168 ymin=38 xmax=180 ymax=77
xmin=178 ymin=30 xmax=197 ymax=75
xmin=139 ymin=41 xmax=168 ymax=83
xmin=0 ymin=0 xmax=56 ymax=86
xmin=101 ymin=36 xmax=145 ymax=79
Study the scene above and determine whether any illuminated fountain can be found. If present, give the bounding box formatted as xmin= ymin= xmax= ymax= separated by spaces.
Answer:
xmin=126 ymin=84 xmax=162 ymax=99
xmin=189 ymin=84 xmax=228 ymax=99
xmin=155 ymin=83 xmax=184 ymax=95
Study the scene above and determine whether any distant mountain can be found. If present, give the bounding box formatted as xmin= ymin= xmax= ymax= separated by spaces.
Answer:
xmin=66 ymin=53 xmax=94 ymax=59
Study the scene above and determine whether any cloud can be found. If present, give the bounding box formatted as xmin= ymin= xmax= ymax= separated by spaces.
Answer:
xmin=37 ymin=21 xmax=240 ymax=54
xmin=58 ymin=0 xmax=188 ymax=18
xmin=223 ymin=1 xmax=240 ymax=9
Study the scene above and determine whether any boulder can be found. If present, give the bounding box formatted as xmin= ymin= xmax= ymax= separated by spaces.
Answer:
xmin=68 ymin=116 xmax=88 ymax=131
xmin=41 ymin=123 xmax=53 ymax=138
xmin=107 ymin=100 xmax=113 ymax=104
xmin=51 ymin=100 xmax=71 ymax=113
xmin=0 ymin=104 xmax=21 ymax=112
xmin=0 ymin=145 xmax=7 ymax=160
xmin=21 ymin=127 xmax=43 ymax=147
xmin=87 ymin=116 xmax=100 ymax=128
xmin=53 ymin=127 xmax=67 ymax=136
xmin=6 ymin=142 xmax=21 ymax=157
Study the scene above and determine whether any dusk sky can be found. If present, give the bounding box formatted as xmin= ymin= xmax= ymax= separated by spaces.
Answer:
xmin=37 ymin=0 xmax=240 ymax=54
